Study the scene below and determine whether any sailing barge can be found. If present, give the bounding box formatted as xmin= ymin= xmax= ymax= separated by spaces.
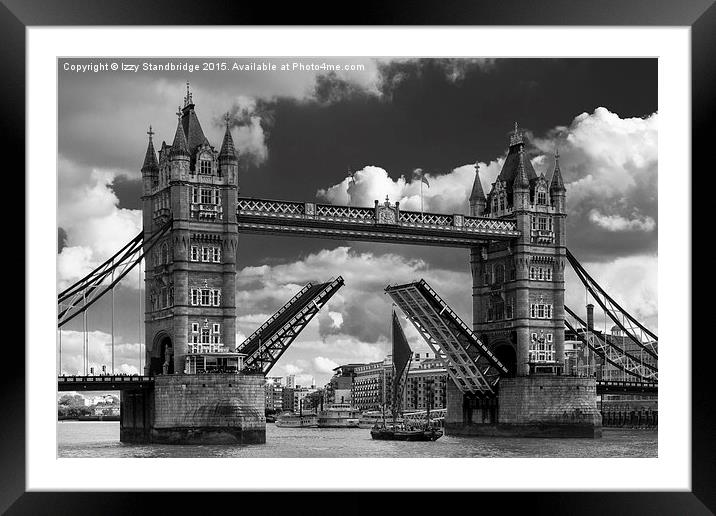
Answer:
xmin=370 ymin=310 xmax=443 ymax=442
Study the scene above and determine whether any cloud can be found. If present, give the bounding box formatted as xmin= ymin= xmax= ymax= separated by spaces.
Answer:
xmin=58 ymin=330 xmax=142 ymax=376
xmin=532 ymin=107 xmax=658 ymax=259
xmin=565 ymin=254 xmax=658 ymax=333
xmin=225 ymin=96 xmax=269 ymax=165
xmin=312 ymin=356 xmax=339 ymax=373
xmin=57 ymin=156 xmax=142 ymax=291
xmin=588 ymin=209 xmax=656 ymax=232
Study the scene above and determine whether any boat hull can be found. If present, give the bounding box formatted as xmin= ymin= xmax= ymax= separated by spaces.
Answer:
xmin=370 ymin=428 xmax=443 ymax=441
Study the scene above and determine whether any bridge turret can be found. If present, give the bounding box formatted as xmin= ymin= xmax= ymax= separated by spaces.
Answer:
xmin=550 ymin=148 xmax=566 ymax=214
xmin=141 ymin=126 xmax=158 ymax=196
xmin=218 ymin=113 xmax=239 ymax=189
xmin=512 ymin=147 xmax=531 ymax=211
xmin=469 ymin=162 xmax=487 ymax=216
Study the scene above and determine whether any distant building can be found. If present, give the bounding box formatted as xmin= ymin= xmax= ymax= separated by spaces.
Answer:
xmin=265 ymin=376 xmax=284 ymax=412
xmin=325 ymin=364 xmax=363 ymax=404
xmin=92 ymin=402 xmax=120 ymax=417
xmin=281 ymin=385 xmax=317 ymax=413
xmin=403 ymin=356 xmax=447 ymax=411
xmin=285 ymin=375 xmax=296 ymax=389
xmin=352 ymin=357 xmax=394 ymax=411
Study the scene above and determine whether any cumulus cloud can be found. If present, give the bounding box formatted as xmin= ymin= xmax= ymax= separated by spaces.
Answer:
xmin=317 ymin=161 xmax=503 ymax=214
xmin=589 ymin=210 xmax=656 ymax=233
xmin=224 ymin=95 xmax=269 ymax=165
xmin=565 ymin=254 xmax=658 ymax=332
xmin=57 ymin=156 xmax=142 ymax=291
xmin=532 ymin=107 xmax=658 ymax=258
xmin=312 ymin=356 xmax=339 ymax=373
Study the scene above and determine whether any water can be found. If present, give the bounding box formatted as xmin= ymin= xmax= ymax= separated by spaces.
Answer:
xmin=58 ymin=422 xmax=657 ymax=458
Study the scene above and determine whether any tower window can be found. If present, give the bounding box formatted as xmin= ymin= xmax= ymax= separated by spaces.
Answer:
xmin=530 ymin=303 xmax=553 ymax=319
xmin=200 ymin=160 xmax=212 ymax=175
xmin=190 ymin=246 xmax=199 ymax=262
xmin=201 ymin=247 xmax=211 ymax=262
xmin=200 ymin=188 xmax=212 ymax=204
xmin=212 ymin=247 xmax=221 ymax=263
xmin=190 ymin=288 xmax=222 ymax=307
xmin=537 ymin=190 xmax=547 ymax=205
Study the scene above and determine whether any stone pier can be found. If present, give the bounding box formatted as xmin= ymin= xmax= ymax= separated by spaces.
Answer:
xmin=120 ymin=373 xmax=266 ymax=444
xmin=445 ymin=376 xmax=602 ymax=438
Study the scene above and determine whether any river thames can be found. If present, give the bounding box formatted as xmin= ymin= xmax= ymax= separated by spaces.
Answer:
xmin=58 ymin=421 xmax=657 ymax=458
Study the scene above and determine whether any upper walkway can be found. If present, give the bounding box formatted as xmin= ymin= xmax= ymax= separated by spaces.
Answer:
xmin=236 ymin=197 xmax=520 ymax=247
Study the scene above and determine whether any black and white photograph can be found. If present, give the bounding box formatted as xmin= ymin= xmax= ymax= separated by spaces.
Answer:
xmin=56 ymin=56 xmax=659 ymax=458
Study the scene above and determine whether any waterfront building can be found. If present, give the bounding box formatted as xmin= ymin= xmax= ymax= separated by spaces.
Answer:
xmin=325 ymin=364 xmax=363 ymax=404
xmin=351 ymin=357 xmax=394 ymax=412
xmin=403 ymin=357 xmax=448 ymax=411
xmin=265 ymin=376 xmax=284 ymax=412
xmin=281 ymin=385 xmax=318 ymax=413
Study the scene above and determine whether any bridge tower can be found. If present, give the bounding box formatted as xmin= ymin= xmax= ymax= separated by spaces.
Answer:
xmin=451 ymin=125 xmax=600 ymax=437
xmin=123 ymin=86 xmax=264 ymax=444
xmin=470 ymin=125 xmax=566 ymax=377
xmin=141 ymin=85 xmax=239 ymax=376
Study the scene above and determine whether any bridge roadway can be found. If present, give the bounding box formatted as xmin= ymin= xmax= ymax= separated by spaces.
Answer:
xmin=595 ymin=380 xmax=657 ymax=395
xmin=236 ymin=197 xmax=521 ymax=247
xmin=58 ymin=375 xmax=154 ymax=391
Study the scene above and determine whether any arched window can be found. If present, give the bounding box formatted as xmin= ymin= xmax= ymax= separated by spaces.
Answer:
xmin=537 ymin=189 xmax=547 ymax=205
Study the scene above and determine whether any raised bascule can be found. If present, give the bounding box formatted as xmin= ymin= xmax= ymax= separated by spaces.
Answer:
xmin=57 ymin=87 xmax=658 ymax=443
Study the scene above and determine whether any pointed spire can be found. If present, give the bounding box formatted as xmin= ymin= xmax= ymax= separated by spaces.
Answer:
xmin=184 ymin=81 xmax=193 ymax=107
xmin=470 ymin=161 xmax=486 ymax=202
xmin=170 ymin=107 xmax=189 ymax=159
xmin=513 ymin=147 xmax=530 ymax=189
xmin=509 ymin=121 xmax=524 ymax=147
xmin=219 ymin=112 xmax=238 ymax=163
xmin=141 ymin=125 xmax=159 ymax=173
xmin=550 ymin=147 xmax=566 ymax=192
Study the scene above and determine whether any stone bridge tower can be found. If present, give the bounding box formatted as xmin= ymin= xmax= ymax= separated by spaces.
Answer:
xmin=469 ymin=125 xmax=567 ymax=377
xmin=140 ymin=85 xmax=239 ymax=376
xmin=447 ymin=125 xmax=599 ymax=438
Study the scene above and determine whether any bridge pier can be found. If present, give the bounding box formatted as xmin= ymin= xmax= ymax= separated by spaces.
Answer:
xmin=120 ymin=373 xmax=266 ymax=444
xmin=445 ymin=376 xmax=602 ymax=438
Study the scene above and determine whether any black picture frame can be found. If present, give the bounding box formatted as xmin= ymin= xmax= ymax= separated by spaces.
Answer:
xmin=5 ymin=0 xmax=712 ymax=513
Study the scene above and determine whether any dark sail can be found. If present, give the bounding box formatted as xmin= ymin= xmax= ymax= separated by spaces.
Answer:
xmin=391 ymin=311 xmax=412 ymax=417
xmin=392 ymin=311 xmax=412 ymax=379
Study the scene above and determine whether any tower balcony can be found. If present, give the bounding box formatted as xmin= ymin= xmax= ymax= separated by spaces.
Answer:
xmin=190 ymin=202 xmax=224 ymax=221
xmin=531 ymin=229 xmax=554 ymax=244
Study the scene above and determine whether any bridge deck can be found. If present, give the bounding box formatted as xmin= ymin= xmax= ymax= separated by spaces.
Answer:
xmin=596 ymin=380 xmax=658 ymax=395
xmin=238 ymin=277 xmax=344 ymax=373
xmin=236 ymin=198 xmax=520 ymax=247
xmin=386 ymin=279 xmax=508 ymax=396
xmin=58 ymin=375 xmax=154 ymax=391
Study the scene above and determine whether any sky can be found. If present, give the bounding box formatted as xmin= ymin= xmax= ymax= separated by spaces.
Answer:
xmin=57 ymin=57 xmax=658 ymax=387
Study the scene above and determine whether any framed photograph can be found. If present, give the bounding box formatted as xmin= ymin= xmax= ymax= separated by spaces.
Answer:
xmin=7 ymin=0 xmax=712 ymax=512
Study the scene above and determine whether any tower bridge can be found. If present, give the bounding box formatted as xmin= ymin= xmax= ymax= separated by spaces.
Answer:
xmin=57 ymin=87 xmax=657 ymax=443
